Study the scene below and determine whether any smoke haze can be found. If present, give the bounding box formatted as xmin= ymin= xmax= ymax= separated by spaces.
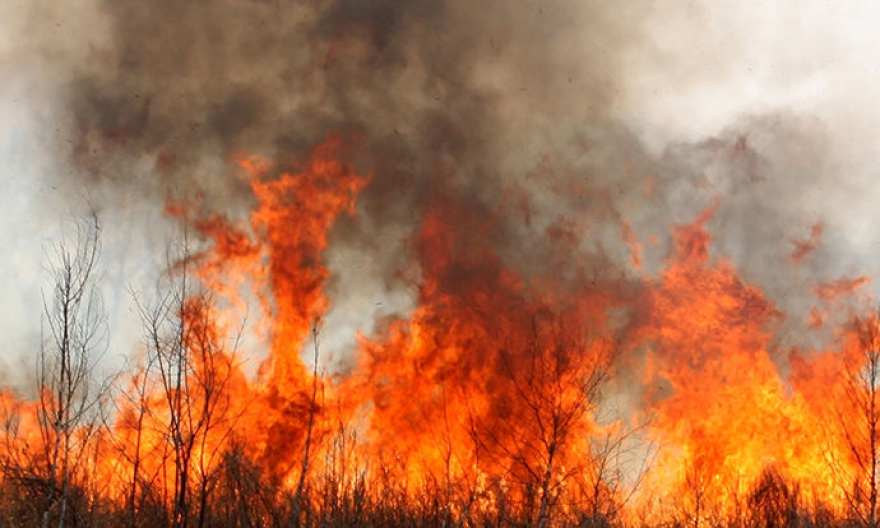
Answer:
xmin=2 ymin=0 xmax=880 ymax=369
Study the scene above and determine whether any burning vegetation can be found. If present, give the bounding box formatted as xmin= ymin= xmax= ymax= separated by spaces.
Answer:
xmin=4 ymin=1 xmax=880 ymax=527
xmin=2 ymin=137 xmax=879 ymax=527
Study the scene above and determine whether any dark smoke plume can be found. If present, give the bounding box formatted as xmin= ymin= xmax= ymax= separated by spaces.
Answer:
xmin=12 ymin=0 xmax=872 ymax=363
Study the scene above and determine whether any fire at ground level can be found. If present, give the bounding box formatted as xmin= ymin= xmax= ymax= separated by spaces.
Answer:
xmin=2 ymin=137 xmax=879 ymax=528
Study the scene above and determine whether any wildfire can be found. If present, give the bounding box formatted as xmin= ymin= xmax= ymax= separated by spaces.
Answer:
xmin=3 ymin=136 xmax=879 ymax=526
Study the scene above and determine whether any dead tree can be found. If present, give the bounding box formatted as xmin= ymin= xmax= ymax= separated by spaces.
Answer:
xmin=576 ymin=417 xmax=654 ymax=527
xmin=103 ymin=343 xmax=159 ymax=528
xmin=289 ymin=320 xmax=324 ymax=528
xmin=472 ymin=312 xmax=614 ymax=528
xmin=136 ymin=236 xmax=244 ymax=528
xmin=37 ymin=212 xmax=107 ymax=528
xmin=828 ymin=313 xmax=880 ymax=528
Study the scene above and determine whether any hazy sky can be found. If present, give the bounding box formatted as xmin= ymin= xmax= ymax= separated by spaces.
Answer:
xmin=3 ymin=1 xmax=880 ymax=381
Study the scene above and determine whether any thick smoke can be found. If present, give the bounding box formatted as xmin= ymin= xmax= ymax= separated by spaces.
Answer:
xmin=9 ymin=0 xmax=880 ymax=366
xmin=60 ymin=0 xmax=634 ymax=219
xmin=38 ymin=0 xmax=644 ymax=363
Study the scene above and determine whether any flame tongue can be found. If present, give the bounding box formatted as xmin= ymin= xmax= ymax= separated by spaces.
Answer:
xmin=635 ymin=208 xmax=846 ymax=519
xmin=161 ymin=136 xmax=370 ymax=477
xmin=127 ymin=160 xmax=880 ymax=517
xmin=3 ymin=137 xmax=877 ymax=524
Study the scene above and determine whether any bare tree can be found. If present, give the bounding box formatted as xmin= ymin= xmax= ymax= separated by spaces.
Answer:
xmin=37 ymin=212 xmax=108 ymax=528
xmin=827 ymin=312 xmax=880 ymax=528
xmin=575 ymin=417 xmax=654 ymax=527
xmin=289 ymin=320 xmax=324 ymax=528
xmin=136 ymin=236 xmax=246 ymax=528
xmin=471 ymin=312 xmax=614 ymax=528
xmin=745 ymin=467 xmax=801 ymax=528
xmin=103 ymin=343 xmax=159 ymax=528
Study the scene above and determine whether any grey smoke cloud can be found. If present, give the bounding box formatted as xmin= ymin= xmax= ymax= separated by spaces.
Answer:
xmin=4 ymin=0 xmax=880 ymax=370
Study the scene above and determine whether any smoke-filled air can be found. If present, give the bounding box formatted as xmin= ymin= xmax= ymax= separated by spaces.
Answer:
xmin=4 ymin=1 xmax=880 ymax=527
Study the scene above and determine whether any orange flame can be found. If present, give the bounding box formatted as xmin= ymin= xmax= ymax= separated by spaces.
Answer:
xmin=5 ymin=138 xmax=880 ymax=526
